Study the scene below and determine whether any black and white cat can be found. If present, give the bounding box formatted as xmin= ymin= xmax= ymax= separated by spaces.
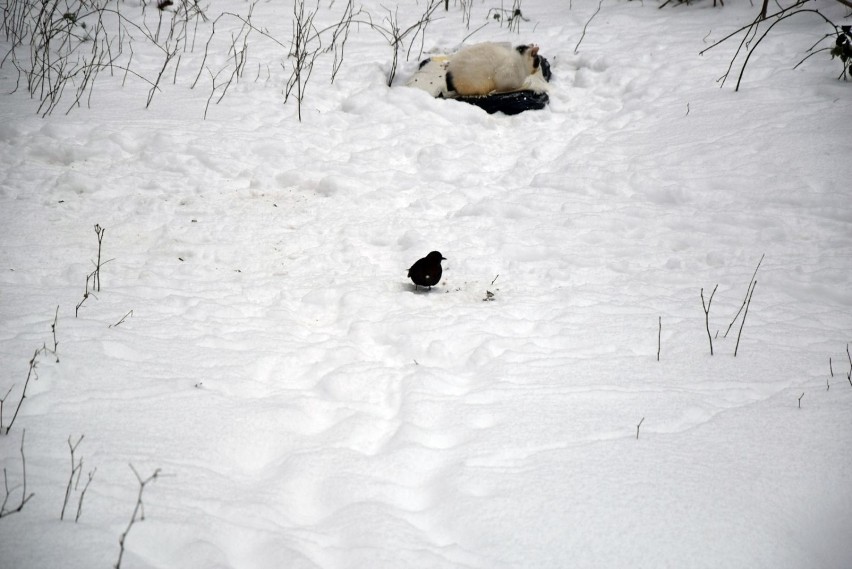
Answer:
xmin=446 ymin=42 xmax=541 ymax=96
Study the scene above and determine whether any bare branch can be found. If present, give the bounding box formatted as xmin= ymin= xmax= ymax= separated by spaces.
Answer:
xmin=575 ymin=0 xmax=604 ymax=55
xmin=61 ymin=435 xmax=85 ymax=521
xmin=701 ymin=285 xmax=718 ymax=356
xmin=75 ymin=467 xmax=97 ymax=522
xmin=3 ymin=348 xmax=41 ymax=434
xmin=724 ymin=254 xmax=764 ymax=338
xmin=733 ymin=280 xmax=757 ymax=357
xmin=0 ymin=430 xmax=35 ymax=518
xmin=115 ymin=465 xmax=161 ymax=569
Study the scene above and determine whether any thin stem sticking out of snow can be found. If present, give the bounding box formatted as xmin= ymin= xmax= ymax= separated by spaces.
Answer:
xmin=846 ymin=344 xmax=852 ymax=387
xmin=725 ymin=254 xmax=764 ymax=338
xmin=0 ymin=430 xmax=35 ymax=518
xmin=574 ymin=0 xmax=603 ymax=55
xmin=115 ymin=465 xmax=161 ymax=569
xmin=48 ymin=305 xmax=60 ymax=362
xmin=3 ymin=348 xmax=41 ymax=435
xmin=733 ymin=280 xmax=757 ymax=357
xmin=60 ymin=435 xmax=85 ymax=521
xmin=60 ymin=434 xmax=96 ymax=523
xmin=701 ymin=285 xmax=718 ymax=356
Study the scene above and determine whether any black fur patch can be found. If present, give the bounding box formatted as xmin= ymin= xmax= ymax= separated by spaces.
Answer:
xmin=445 ymin=71 xmax=456 ymax=93
xmin=515 ymin=45 xmax=530 ymax=54
xmin=539 ymin=56 xmax=552 ymax=81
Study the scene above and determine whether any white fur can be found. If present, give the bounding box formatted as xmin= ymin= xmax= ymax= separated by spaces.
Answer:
xmin=446 ymin=42 xmax=539 ymax=96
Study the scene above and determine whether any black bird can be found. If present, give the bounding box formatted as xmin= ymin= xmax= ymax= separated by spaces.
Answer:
xmin=407 ymin=251 xmax=446 ymax=290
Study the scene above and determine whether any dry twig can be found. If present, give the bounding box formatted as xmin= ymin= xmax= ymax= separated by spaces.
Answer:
xmin=0 ymin=430 xmax=35 ymax=518
xmin=115 ymin=465 xmax=161 ymax=569
xmin=701 ymin=285 xmax=718 ymax=356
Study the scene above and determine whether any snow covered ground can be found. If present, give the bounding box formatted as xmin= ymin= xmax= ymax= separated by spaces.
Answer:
xmin=1 ymin=0 xmax=851 ymax=567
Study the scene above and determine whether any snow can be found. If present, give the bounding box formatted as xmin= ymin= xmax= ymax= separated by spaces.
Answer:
xmin=1 ymin=1 xmax=851 ymax=568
